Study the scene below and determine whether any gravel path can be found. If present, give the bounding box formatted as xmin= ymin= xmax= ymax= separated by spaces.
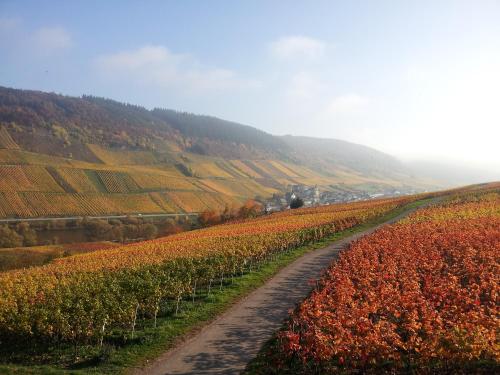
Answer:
xmin=133 ymin=201 xmax=436 ymax=375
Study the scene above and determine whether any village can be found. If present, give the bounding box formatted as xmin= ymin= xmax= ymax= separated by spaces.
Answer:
xmin=264 ymin=184 xmax=422 ymax=213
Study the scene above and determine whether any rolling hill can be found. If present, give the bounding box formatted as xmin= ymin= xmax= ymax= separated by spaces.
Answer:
xmin=0 ymin=86 xmax=428 ymax=219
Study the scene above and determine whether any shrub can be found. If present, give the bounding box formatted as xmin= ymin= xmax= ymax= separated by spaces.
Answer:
xmin=0 ymin=225 xmax=23 ymax=247
xmin=290 ymin=197 xmax=304 ymax=209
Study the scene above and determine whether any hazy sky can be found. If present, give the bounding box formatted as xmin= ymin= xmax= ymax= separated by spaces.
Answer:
xmin=1 ymin=1 xmax=499 ymax=168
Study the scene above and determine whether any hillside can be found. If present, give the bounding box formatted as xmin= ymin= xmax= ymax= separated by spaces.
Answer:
xmin=1 ymin=184 xmax=498 ymax=373
xmin=0 ymin=86 xmax=426 ymax=219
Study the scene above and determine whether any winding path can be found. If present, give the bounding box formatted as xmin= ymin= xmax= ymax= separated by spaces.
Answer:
xmin=133 ymin=200 xmax=436 ymax=375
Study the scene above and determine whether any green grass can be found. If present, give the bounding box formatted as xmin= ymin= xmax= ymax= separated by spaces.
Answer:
xmin=0 ymin=199 xmax=432 ymax=375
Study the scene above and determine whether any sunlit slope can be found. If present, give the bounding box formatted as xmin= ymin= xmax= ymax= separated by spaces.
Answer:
xmin=0 ymin=86 xmax=429 ymax=218
xmin=0 ymin=146 xmax=247 ymax=218
xmin=0 ymin=139 xmax=405 ymax=218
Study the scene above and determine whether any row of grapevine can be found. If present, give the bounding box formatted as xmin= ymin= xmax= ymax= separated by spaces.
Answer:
xmin=252 ymin=160 xmax=292 ymax=179
xmin=186 ymin=162 xmax=234 ymax=178
xmin=0 ymin=166 xmax=64 ymax=193
xmin=229 ymin=159 xmax=263 ymax=178
xmin=199 ymin=177 xmax=276 ymax=198
xmin=0 ymin=189 xmax=249 ymax=218
xmin=0 ymin=242 xmax=120 ymax=272
xmin=272 ymin=189 xmax=499 ymax=373
xmin=0 ymin=192 xmax=172 ymax=217
xmin=214 ymin=160 xmax=251 ymax=178
xmin=87 ymin=144 xmax=158 ymax=165
xmin=0 ymin=192 xmax=34 ymax=217
xmin=194 ymin=190 xmax=245 ymax=211
xmin=0 ymin=126 xmax=20 ymax=150
xmin=268 ymin=160 xmax=301 ymax=178
xmin=54 ymin=167 xmax=100 ymax=193
xmin=166 ymin=191 xmax=213 ymax=212
xmin=0 ymin=196 xmax=415 ymax=348
xmin=130 ymin=172 xmax=200 ymax=191
xmin=0 ymin=163 xmax=224 ymax=196
xmin=0 ymin=166 xmax=33 ymax=191
xmin=22 ymin=165 xmax=65 ymax=192
xmin=96 ymin=170 xmax=141 ymax=193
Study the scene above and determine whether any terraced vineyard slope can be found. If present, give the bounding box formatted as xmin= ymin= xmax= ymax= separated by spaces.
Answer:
xmin=0 ymin=86 xmax=429 ymax=219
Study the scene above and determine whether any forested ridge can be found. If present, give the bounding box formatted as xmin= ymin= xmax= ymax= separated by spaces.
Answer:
xmin=0 ymin=85 xmax=408 ymax=175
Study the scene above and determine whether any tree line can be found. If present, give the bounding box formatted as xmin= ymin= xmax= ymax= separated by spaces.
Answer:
xmin=197 ymin=200 xmax=263 ymax=227
xmin=0 ymin=216 xmax=191 ymax=249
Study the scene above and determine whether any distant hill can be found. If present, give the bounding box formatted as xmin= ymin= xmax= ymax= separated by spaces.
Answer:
xmin=0 ymin=86 xmax=290 ymax=161
xmin=151 ymin=108 xmax=291 ymax=159
xmin=0 ymin=86 xmax=429 ymax=219
xmin=407 ymin=160 xmax=500 ymax=187
xmin=280 ymin=135 xmax=409 ymax=179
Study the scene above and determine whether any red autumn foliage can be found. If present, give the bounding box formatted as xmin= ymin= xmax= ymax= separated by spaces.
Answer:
xmin=199 ymin=199 xmax=263 ymax=227
xmin=274 ymin=192 xmax=500 ymax=372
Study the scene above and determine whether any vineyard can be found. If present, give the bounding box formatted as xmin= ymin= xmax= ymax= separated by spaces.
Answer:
xmin=130 ymin=172 xmax=200 ymax=191
xmin=198 ymin=177 xmax=275 ymax=198
xmin=0 ymin=123 xmax=417 ymax=220
xmin=0 ymin=166 xmax=64 ymax=193
xmin=0 ymin=147 xmax=361 ymax=219
xmin=86 ymin=144 xmax=159 ymax=166
xmin=0 ymin=195 xmax=415 ymax=360
xmin=0 ymin=241 xmax=120 ymax=272
xmin=0 ymin=190 xmax=247 ymax=218
xmin=51 ymin=167 xmax=100 ymax=193
xmin=266 ymin=188 xmax=499 ymax=373
xmin=0 ymin=127 xmax=20 ymax=150
xmin=96 ymin=170 xmax=141 ymax=193
xmin=0 ymin=86 xmax=439 ymax=223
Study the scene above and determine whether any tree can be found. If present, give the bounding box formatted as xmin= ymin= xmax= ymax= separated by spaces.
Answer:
xmin=123 ymin=224 xmax=139 ymax=240
xmin=84 ymin=219 xmax=112 ymax=241
xmin=109 ymin=225 xmax=124 ymax=243
xmin=220 ymin=205 xmax=236 ymax=222
xmin=0 ymin=225 xmax=23 ymax=248
xmin=199 ymin=210 xmax=221 ymax=227
xmin=162 ymin=219 xmax=184 ymax=236
xmin=141 ymin=223 xmax=158 ymax=239
xmin=238 ymin=200 xmax=262 ymax=219
xmin=290 ymin=197 xmax=304 ymax=209
xmin=16 ymin=222 xmax=37 ymax=246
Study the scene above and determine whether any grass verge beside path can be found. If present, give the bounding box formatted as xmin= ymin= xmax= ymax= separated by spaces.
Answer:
xmin=0 ymin=198 xmax=433 ymax=375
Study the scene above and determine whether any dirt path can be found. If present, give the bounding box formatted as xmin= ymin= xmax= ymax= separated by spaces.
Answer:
xmin=133 ymin=201 xmax=436 ymax=375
